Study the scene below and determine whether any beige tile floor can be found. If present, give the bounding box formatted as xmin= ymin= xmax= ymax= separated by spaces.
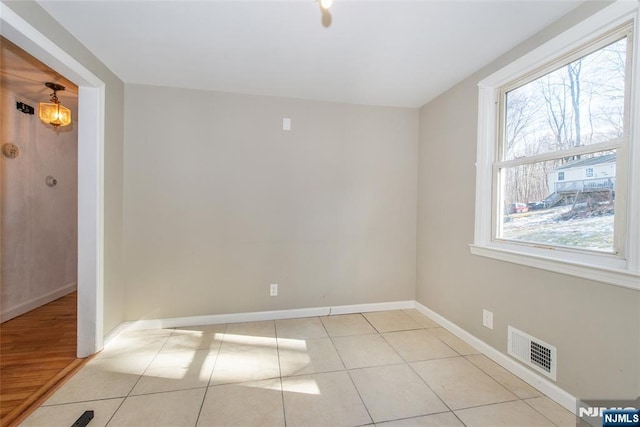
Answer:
xmin=23 ymin=309 xmax=582 ymax=426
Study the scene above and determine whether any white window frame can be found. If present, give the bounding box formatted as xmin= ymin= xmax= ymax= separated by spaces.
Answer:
xmin=471 ymin=1 xmax=640 ymax=290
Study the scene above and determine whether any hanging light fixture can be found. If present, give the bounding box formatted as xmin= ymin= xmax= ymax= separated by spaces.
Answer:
xmin=318 ymin=0 xmax=333 ymax=27
xmin=39 ymin=82 xmax=71 ymax=127
xmin=319 ymin=0 xmax=333 ymax=10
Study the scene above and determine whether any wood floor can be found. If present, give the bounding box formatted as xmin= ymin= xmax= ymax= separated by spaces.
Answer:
xmin=0 ymin=292 xmax=80 ymax=425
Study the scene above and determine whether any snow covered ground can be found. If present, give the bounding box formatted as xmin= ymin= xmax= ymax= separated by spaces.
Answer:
xmin=502 ymin=205 xmax=614 ymax=251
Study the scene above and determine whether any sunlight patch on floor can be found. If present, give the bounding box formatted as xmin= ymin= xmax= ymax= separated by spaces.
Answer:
xmin=281 ymin=378 xmax=321 ymax=395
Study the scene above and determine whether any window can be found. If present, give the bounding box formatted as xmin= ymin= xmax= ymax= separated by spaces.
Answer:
xmin=499 ymin=31 xmax=628 ymax=254
xmin=472 ymin=2 xmax=640 ymax=289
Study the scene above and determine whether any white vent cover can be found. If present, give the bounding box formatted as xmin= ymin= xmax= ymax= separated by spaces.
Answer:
xmin=508 ymin=326 xmax=557 ymax=380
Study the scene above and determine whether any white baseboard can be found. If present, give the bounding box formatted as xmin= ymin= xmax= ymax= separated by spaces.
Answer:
xmin=0 ymin=283 xmax=77 ymax=323
xmin=108 ymin=300 xmax=414 ymax=340
xmin=103 ymin=322 xmax=130 ymax=349
xmin=119 ymin=306 xmax=330 ymax=332
xmin=329 ymin=300 xmax=415 ymax=315
xmin=414 ymin=301 xmax=577 ymax=414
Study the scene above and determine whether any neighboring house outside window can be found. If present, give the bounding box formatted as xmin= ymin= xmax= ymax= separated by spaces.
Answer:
xmin=472 ymin=2 xmax=640 ymax=289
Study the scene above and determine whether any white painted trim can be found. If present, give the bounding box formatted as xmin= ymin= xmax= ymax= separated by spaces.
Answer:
xmin=107 ymin=300 xmax=414 ymax=338
xmin=473 ymin=1 xmax=640 ymax=290
xmin=0 ymin=3 xmax=106 ymax=358
xmin=76 ymin=85 xmax=105 ymax=357
xmin=470 ymin=244 xmax=640 ymax=290
xmin=121 ymin=307 xmax=331 ymax=332
xmin=625 ymin=6 xmax=640 ymax=273
xmin=103 ymin=322 xmax=129 ymax=349
xmin=328 ymin=300 xmax=415 ymax=315
xmin=474 ymin=85 xmax=497 ymax=246
xmin=0 ymin=283 xmax=77 ymax=323
xmin=414 ymin=302 xmax=578 ymax=414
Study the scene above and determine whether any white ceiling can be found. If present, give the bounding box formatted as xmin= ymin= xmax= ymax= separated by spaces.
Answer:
xmin=37 ymin=0 xmax=583 ymax=108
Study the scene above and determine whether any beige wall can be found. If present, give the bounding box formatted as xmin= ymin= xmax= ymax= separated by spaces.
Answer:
xmin=123 ymin=84 xmax=418 ymax=320
xmin=417 ymin=2 xmax=640 ymax=400
xmin=0 ymin=87 xmax=77 ymax=320
xmin=2 ymin=0 xmax=125 ymax=335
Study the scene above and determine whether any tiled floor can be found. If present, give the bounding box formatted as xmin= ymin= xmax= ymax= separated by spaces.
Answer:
xmin=23 ymin=310 xmax=582 ymax=426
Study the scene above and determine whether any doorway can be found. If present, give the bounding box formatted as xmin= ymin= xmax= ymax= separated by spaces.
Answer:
xmin=0 ymin=35 xmax=80 ymax=424
xmin=0 ymin=2 xmax=105 ymax=358
xmin=1 ymin=36 xmax=79 ymax=323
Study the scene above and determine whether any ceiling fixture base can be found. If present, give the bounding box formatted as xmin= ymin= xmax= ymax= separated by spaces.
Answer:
xmin=44 ymin=82 xmax=66 ymax=92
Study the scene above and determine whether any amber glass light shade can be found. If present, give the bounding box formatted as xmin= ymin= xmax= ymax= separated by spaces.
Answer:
xmin=39 ymin=101 xmax=71 ymax=127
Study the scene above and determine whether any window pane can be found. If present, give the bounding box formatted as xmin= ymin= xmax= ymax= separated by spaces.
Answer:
xmin=499 ymin=151 xmax=616 ymax=252
xmin=504 ymin=37 xmax=626 ymax=160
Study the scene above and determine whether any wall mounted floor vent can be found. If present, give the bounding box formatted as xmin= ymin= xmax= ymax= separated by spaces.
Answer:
xmin=508 ymin=326 xmax=557 ymax=381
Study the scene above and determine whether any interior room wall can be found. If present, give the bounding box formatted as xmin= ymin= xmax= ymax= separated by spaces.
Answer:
xmin=2 ymin=0 xmax=126 ymax=336
xmin=123 ymin=84 xmax=418 ymax=320
xmin=416 ymin=2 xmax=640 ymax=401
xmin=0 ymin=87 xmax=77 ymax=321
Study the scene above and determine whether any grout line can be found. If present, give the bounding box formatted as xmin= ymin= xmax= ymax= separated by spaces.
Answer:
xmin=378 ymin=330 xmax=413 ymax=364
xmin=372 ymin=411 xmax=460 ymax=426
xmin=462 ymin=354 xmax=543 ymax=400
xmin=194 ymin=323 xmax=228 ymax=426
xmin=380 ymin=326 xmax=434 ymax=333
xmin=456 ymin=397 xmax=523 ymax=411
xmin=274 ymin=320 xmax=288 ymax=427
xmin=345 ymin=368 xmax=375 ymax=425
xmin=125 ymin=332 xmax=172 ymax=396
xmin=406 ymin=359 xmax=455 ymax=414
xmin=117 ymin=386 xmax=209 ymax=399
xmin=452 ymin=411 xmax=469 ymax=426
xmin=406 ymin=350 xmax=527 ymax=420
xmin=360 ymin=312 xmax=383 ymax=334
xmin=105 ymin=331 xmax=173 ymax=426
xmin=322 ymin=323 xmax=348 ymax=372
xmin=39 ymin=396 xmax=123 ymax=408
xmin=205 ymin=323 xmax=228 ymax=389
xmin=104 ymin=393 xmax=126 ymax=426
xmin=429 ymin=334 xmax=466 ymax=358
xmin=317 ymin=314 xmax=374 ymax=423
xmin=521 ymin=396 xmax=570 ymax=427
xmin=456 ymin=357 xmax=520 ymax=400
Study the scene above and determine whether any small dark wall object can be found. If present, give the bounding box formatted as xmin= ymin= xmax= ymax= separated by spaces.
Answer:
xmin=70 ymin=410 xmax=94 ymax=427
xmin=46 ymin=175 xmax=58 ymax=188
xmin=16 ymin=101 xmax=35 ymax=115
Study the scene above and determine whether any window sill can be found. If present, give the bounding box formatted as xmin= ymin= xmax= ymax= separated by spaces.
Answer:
xmin=469 ymin=243 xmax=640 ymax=291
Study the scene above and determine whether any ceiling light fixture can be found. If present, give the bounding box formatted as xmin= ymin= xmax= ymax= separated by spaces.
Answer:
xmin=39 ymin=82 xmax=71 ymax=127
xmin=318 ymin=0 xmax=333 ymax=27
xmin=319 ymin=0 xmax=333 ymax=10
